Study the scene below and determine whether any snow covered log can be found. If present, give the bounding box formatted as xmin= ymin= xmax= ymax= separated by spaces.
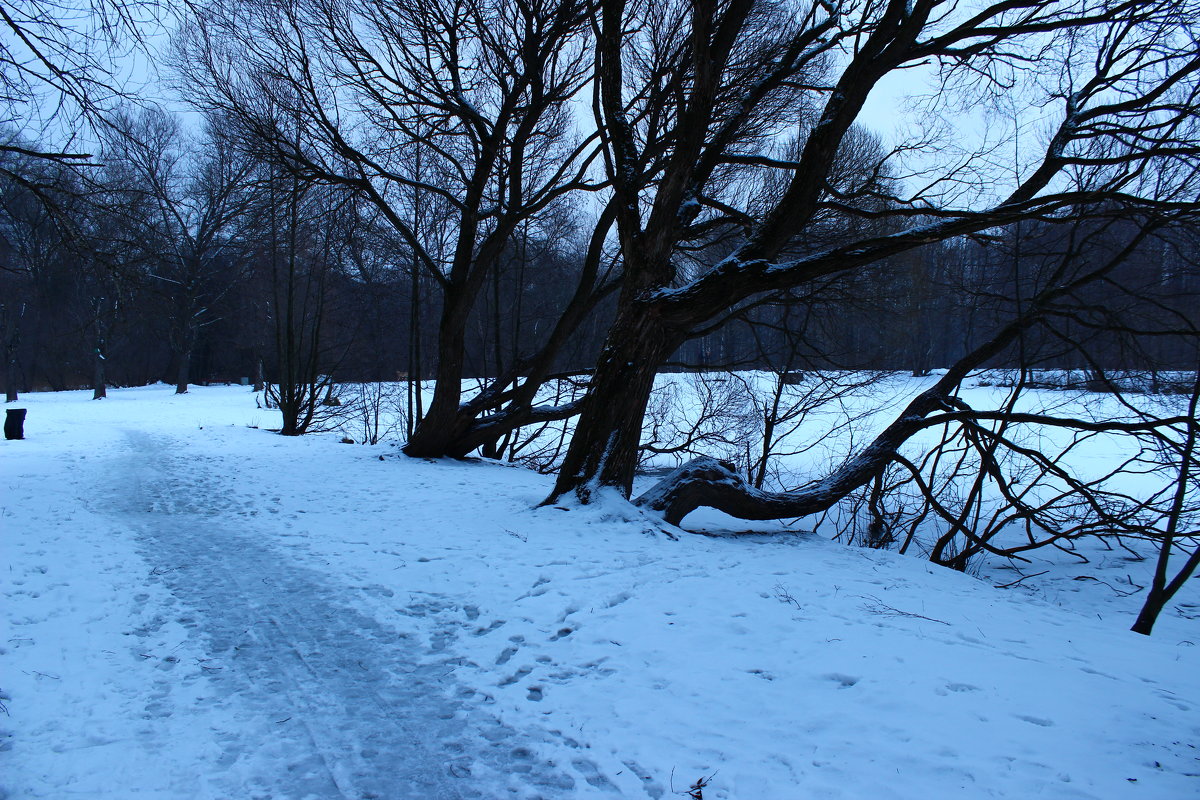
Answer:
xmin=633 ymin=375 xmax=965 ymax=526
xmin=635 ymin=456 xmax=848 ymax=526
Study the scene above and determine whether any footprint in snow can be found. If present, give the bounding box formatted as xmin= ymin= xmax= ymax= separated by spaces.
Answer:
xmin=499 ymin=665 xmax=533 ymax=687
xmin=935 ymin=682 xmax=981 ymax=695
xmin=571 ymin=758 xmax=617 ymax=790
xmin=1014 ymin=714 xmax=1056 ymax=727
xmin=823 ymin=673 xmax=860 ymax=688
xmin=472 ymin=618 xmax=505 ymax=636
xmin=622 ymin=761 xmax=666 ymax=799
xmin=1079 ymin=666 xmax=1119 ymax=680
xmin=604 ymin=591 xmax=632 ymax=608
xmin=1154 ymin=692 xmax=1191 ymax=712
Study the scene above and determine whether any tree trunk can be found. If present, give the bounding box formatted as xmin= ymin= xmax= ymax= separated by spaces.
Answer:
xmin=1131 ymin=592 xmax=1170 ymax=635
xmin=5 ymin=357 xmax=16 ymax=403
xmin=1128 ymin=541 xmax=1200 ymax=635
xmin=401 ymin=204 xmax=618 ymax=461
xmin=632 ymin=457 xmax=850 ymax=526
xmin=3 ymin=308 xmax=19 ymax=403
xmin=1132 ymin=369 xmax=1200 ymax=635
xmin=92 ymin=320 xmax=106 ymax=400
xmin=549 ymin=304 xmax=684 ymax=501
xmin=406 ymin=251 xmax=423 ymax=439
xmin=176 ymin=347 xmax=191 ymax=394
xmin=279 ymin=393 xmax=302 ymax=435
xmin=1127 ymin=542 xmax=1200 ymax=635
xmin=92 ymin=353 xmax=106 ymax=400
xmin=253 ymin=356 xmax=264 ymax=392
xmin=403 ymin=292 xmax=475 ymax=457
xmin=629 ymin=302 xmax=1060 ymax=525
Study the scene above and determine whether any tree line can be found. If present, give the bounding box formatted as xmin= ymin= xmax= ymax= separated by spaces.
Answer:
xmin=3 ymin=127 xmax=1194 ymax=397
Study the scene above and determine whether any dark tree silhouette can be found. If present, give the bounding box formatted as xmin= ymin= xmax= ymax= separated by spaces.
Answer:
xmin=546 ymin=0 xmax=1200 ymax=512
xmin=175 ymin=0 xmax=611 ymax=454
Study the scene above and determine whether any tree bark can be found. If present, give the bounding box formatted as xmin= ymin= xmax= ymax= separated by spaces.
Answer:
xmin=1132 ymin=369 xmax=1200 ymax=635
xmin=549 ymin=302 xmax=684 ymax=500
xmin=1130 ymin=544 xmax=1200 ymax=635
xmin=403 ymin=205 xmax=619 ymax=461
xmin=402 ymin=290 xmax=477 ymax=457
xmin=1131 ymin=593 xmax=1170 ymax=635
xmin=632 ymin=374 xmax=956 ymax=526
xmin=92 ymin=353 xmax=106 ymax=400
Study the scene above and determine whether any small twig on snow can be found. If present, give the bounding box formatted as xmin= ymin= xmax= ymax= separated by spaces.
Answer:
xmin=773 ymin=584 xmax=802 ymax=610
xmin=858 ymin=595 xmax=950 ymax=625
xmin=994 ymin=570 xmax=1049 ymax=589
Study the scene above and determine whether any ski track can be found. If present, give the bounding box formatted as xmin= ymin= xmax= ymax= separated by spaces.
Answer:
xmin=106 ymin=430 xmax=574 ymax=800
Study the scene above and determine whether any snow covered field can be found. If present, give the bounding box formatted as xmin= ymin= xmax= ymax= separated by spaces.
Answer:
xmin=2 ymin=384 xmax=1198 ymax=799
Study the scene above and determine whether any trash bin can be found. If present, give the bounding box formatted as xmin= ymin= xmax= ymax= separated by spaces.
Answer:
xmin=4 ymin=408 xmax=26 ymax=440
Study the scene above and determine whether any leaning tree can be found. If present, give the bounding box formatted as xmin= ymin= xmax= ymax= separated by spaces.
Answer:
xmin=546 ymin=0 xmax=1200 ymax=517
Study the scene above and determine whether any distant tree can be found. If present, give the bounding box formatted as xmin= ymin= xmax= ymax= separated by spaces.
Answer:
xmin=100 ymin=108 xmax=260 ymax=393
xmin=0 ymin=298 xmax=23 ymax=402
xmin=253 ymin=165 xmax=352 ymax=436
xmin=0 ymin=157 xmax=49 ymax=401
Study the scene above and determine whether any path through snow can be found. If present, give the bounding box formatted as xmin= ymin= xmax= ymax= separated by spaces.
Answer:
xmin=93 ymin=429 xmax=572 ymax=799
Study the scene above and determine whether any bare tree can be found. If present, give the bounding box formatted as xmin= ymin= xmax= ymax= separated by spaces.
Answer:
xmin=0 ymin=155 xmax=62 ymax=400
xmin=546 ymin=0 xmax=1200 ymax=511
xmin=100 ymin=108 xmax=260 ymax=393
xmin=0 ymin=152 xmax=107 ymax=395
xmin=0 ymin=0 xmax=161 ymax=185
xmin=176 ymin=0 xmax=612 ymax=454
xmin=258 ymin=174 xmax=345 ymax=436
xmin=0 ymin=299 xmax=22 ymax=401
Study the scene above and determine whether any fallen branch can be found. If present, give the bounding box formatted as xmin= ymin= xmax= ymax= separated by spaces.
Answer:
xmin=857 ymin=595 xmax=950 ymax=625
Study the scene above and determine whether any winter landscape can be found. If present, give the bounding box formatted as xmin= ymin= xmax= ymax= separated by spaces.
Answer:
xmin=3 ymin=0 xmax=1200 ymax=797
xmin=2 ymin=381 xmax=1198 ymax=798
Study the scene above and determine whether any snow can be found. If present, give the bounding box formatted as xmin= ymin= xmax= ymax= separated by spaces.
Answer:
xmin=2 ymin=384 xmax=1198 ymax=799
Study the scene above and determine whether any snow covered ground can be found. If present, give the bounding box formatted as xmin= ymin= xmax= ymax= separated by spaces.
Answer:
xmin=2 ymin=384 xmax=1197 ymax=799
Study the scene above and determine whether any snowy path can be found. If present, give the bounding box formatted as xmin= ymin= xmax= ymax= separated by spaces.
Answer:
xmin=95 ymin=430 xmax=568 ymax=799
